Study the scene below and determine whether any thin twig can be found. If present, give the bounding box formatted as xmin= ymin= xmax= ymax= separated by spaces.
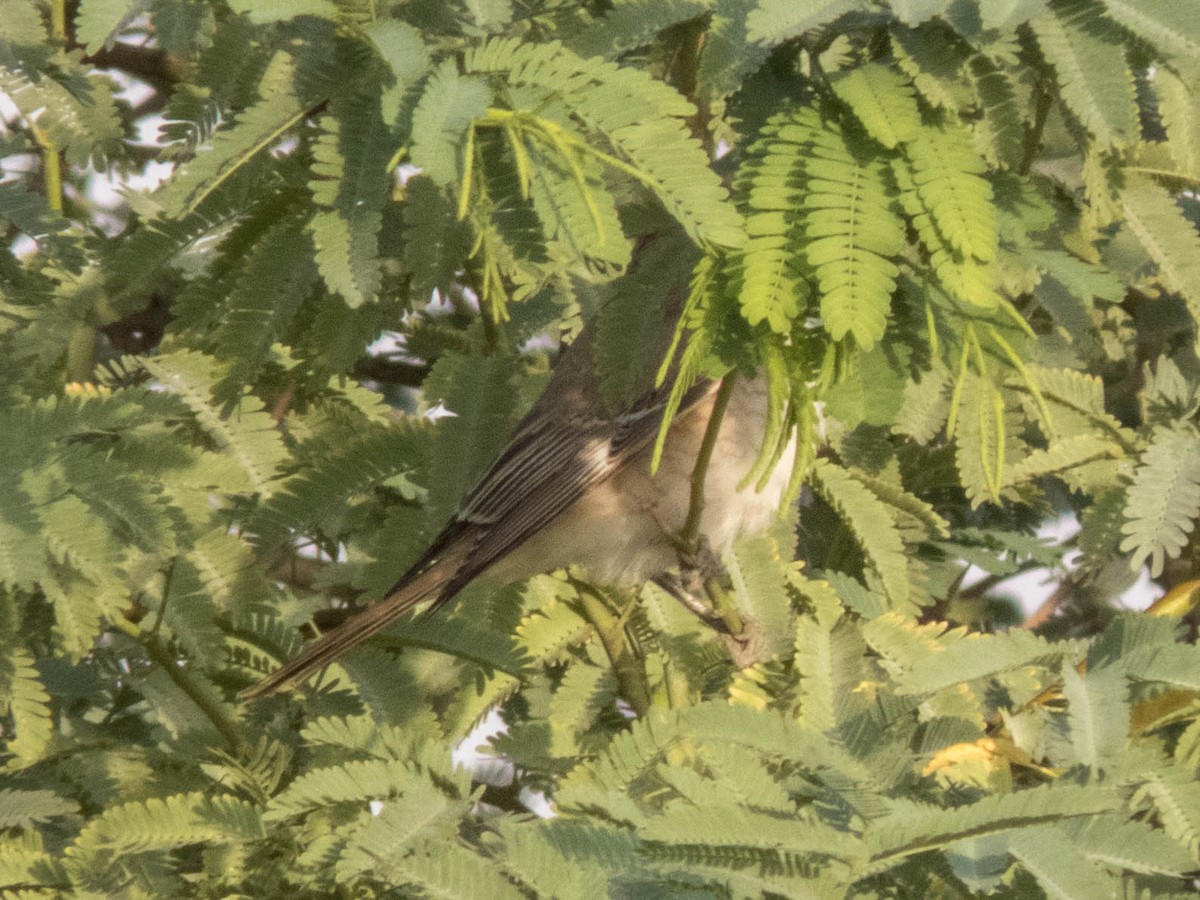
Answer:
xmin=574 ymin=584 xmax=650 ymax=716
xmin=1019 ymin=581 xmax=1071 ymax=631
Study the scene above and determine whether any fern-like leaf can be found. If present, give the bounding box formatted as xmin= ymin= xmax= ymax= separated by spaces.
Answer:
xmin=1118 ymin=426 xmax=1200 ymax=577
xmin=212 ymin=216 xmax=318 ymax=403
xmin=0 ymin=788 xmax=77 ymax=828
xmin=809 ymin=460 xmax=909 ymax=606
xmin=894 ymin=150 xmax=997 ymax=310
xmin=1121 ymin=177 xmax=1200 ymax=338
xmin=1006 ymin=825 xmax=1124 ymax=900
xmin=902 ymin=125 xmax=995 ymax=264
xmin=640 ymin=802 xmax=864 ymax=861
xmin=746 ymin=0 xmax=862 ymax=45
xmin=0 ymin=646 xmax=53 ymax=769
xmin=1030 ymin=0 xmax=1138 ymax=148
xmin=830 ymin=63 xmax=921 ymax=150
xmin=567 ymin=1 xmax=714 ymax=60
xmin=70 ymin=792 xmax=263 ymax=856
xmin=1100 ymin=0 xmax=1200 ymax=64
xmin=1155 ymin=67 xmax=1200 ymax=179
xmin=892 ymin=627 xmax=1063 ymax=695
xmin=864 ymin=783 xmax=1120 ymax=871
xmin=803 ymin=123 xmax=905 ymax=347
xmin=1060 ymin=815 xmax=1198 ymax=877
xmin=737 ymin=110 xmax=814 ymax=333
xmin=154 ymin=52 xmax=308 ymax=217
xmin=307 ymin=95 xmax=391 ymax=308
xmin=1061 ymin=661 xmax=1127 ymax=771
xmin=266 ymin=757 xmax=424 ymax=821
xmin=140 ymin=351 xmax=288 ymax=497
xmin=410 ymin=61 xmax=491 ymax=188
xmin=465 ymin=39 xmax=744 ymax=248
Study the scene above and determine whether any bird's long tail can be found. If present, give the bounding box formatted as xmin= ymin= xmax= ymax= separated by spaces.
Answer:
xmin=239 ymin=550 xmax=465 ymax=701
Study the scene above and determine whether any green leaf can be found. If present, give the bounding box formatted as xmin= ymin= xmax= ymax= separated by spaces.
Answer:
xmin=465 ymin=39 xmax=744 ymax=248
xmin=894 ymin=146 xmax=998 ymax=310
xmin=567 ymin=0 xmax=714 ymax=59
xmin=1100 ymin=0 xmax=1200 ymax=63
xmin=225 ymin=0 xmax=337 ymax=23
xmin=640 ymin=802 xmax=864 ymax=861
xmin=1060 ymin=815 xmax=1199 ymax=877
xmin=893 ymin=361 xmax=953 ymax=444
xmin=1121 ymin=177 xmax=1200 ymax=338
xmin=0 ymin=475 xmax=45 ymax=590
xmin=74 ymin=0 xmax=142 ymax=54
xmin=0 ymin=647 xmax=52 ymax=769
xmin=522 ymin=132 xmax=629 ymax=267
xmin=212 ymin=216 xmax=318 ymax=401
xmin=266 ymin=757 xmax=425 ymax=821
xmin=804 ymin=124 xmax=904 ymax=347
xmin=1006 ymin=825 xmax=1123 ymax=900
xmin=809 ymin=460 xmax=909 ymax=606
xmin=830 ymin=63 xmax=921 ymax=150
xmin=893 ymin=627 xmax=1063 ymax=694
xmin=864 ymin=783 xmax=1121 ymax=870
xmin=1061 ymin=661 xmax=1127 ymax=770
xmin=363 ymin=842 xmax=527 ymax=900
xmin=410 ymin=61 xmax=491 ymax=187
xmin=726 ymin=528 xmax=795 ymax=660
xmin=1118 ymin=426 xmax=1200 ymax=577
xmin=966 ymin=54 xmax=1026 ymax=170
xmin=333 ymin=780 xmax=461 ymax=879
xmin=902 ymin=125 xmax=995 ymax=263
xmin=0 ymin=787 xmax=78 ymax=828
xmin=747 ymin=0 xmax=863 ymax=45
xmin=140 ymin=351 xmax=288 ymax=496
xmin=1133 ymin=770 xmax=1200 ymax=857
xmin=1030 ymin=1 xmax=1138 ymax=148
xmin=1156 ymin=66 xmax=1200 ymax=179
xmin=737 ymin=110 xmax=814 ymax=333
xmin=154 ymin=52 xmax=308 ymax=217
xmin=306 ymin=96 xmax=391 ymax=308
xmin=72 ymin=792 xmax=263 ymax=856
xmin=402 ymin=176 xmax=473 ymax=303
xmin=0 ymin=179 xmax=69 ymax=237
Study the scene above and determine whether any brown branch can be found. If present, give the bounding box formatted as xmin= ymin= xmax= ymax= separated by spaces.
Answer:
xmin=1019 ymin=581 xmax=1071 ymax=631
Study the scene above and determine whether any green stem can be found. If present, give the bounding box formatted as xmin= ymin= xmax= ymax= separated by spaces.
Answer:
xmin=1019 ymin=74 xmax=1052 ymax=176
xmin=50 ymin=0 xmax=66 ymax=38
xmin=679 ymin=374 xmax=737 ymax=547
xmin=65 ymin=322 xmax=97 ymax=383
xmin=576 ymin=586 xmax=650 ymax=717
xmin=43 ymin=0 xmax=66 ymax=209
xmin=141 ymin=632 xmax=243 ymax=751
xmin=136 ymin=558 xmax=242 ymax=751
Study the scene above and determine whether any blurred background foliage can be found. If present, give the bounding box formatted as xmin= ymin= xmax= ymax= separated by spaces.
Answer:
xmin=1 ymin=0 xmax=1200 ymax=896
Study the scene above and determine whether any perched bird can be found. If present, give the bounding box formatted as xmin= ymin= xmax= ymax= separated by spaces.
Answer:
xmin=241 ymin=288 xmax=797 ymax=700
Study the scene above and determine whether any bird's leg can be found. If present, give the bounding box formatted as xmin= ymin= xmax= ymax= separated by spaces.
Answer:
xmin=651 ymin=571 xmax=732 ymax=634
xmin=655 ymin=536 xmax=747 ymax=641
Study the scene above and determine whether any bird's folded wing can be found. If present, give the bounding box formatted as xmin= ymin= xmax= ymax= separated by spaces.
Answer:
xmin=414 ymin=376 xmax=718 ymax=602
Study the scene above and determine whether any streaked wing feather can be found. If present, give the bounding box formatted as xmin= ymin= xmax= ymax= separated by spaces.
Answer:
xmin=385 ymin=377 xmax=714 ymax=607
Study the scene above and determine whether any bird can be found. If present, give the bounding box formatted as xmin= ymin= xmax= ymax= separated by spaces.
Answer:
xmin=240 ymin=279 xmax=798 ymax=700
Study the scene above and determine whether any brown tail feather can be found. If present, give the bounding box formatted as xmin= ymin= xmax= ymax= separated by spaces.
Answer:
xmin=239 ymin=552 xmax=464 ymax=701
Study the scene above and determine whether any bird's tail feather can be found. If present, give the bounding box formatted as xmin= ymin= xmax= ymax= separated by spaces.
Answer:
xmin=239 ymin=553 xmax=462 ymax=701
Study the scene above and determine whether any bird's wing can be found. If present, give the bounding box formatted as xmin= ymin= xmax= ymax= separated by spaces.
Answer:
xmin=412 ymin=376 xmax=717 ymax=602
xmin=239 ymin=377 xmax=714 ymax=700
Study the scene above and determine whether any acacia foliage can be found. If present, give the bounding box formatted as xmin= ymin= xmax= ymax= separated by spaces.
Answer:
xmin=2 ymin=0 xmax=1200 ymax=896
